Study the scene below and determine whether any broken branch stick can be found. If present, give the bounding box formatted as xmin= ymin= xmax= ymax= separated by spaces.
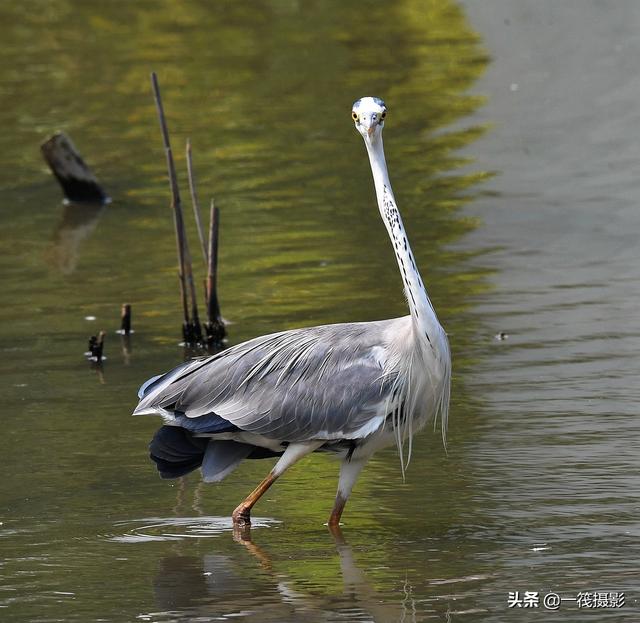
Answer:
xmin=120 ymin=303 xmax=132 ymax=335
xmin=87 ymin=330 xmax=106 ymax=362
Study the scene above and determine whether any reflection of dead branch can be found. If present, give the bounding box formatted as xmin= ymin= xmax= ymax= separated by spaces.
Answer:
xmin=169 ymin=476 xmax=205 ymax=520
xmin=192 ymin=480 xmax=204 ymax=516
xmin=45 ymin=203 xmax=105 ymax=274
xmin=171 ymin=476 xmax=189 ymax=516
xmin=92 ymin=361 xmax=105 ymax=385
xmin=120 ymin=333 xmax=131 ymax=365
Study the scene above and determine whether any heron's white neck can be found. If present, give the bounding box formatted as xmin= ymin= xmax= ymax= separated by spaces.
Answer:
xmin=364 ymin=135 xmax=442 ymax=346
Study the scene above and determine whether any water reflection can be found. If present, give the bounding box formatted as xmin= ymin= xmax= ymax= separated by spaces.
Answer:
xmin=46 ymin=202 xmax=106 ymax=274
xmin=120 ymin=332 xmax=132 ymax=365
xmin=148 ymin=525 xmax=408 ymax=622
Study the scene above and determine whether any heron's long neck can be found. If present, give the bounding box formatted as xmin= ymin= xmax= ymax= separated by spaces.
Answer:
xmin=365 ymin=136 xmax=441 ymax=343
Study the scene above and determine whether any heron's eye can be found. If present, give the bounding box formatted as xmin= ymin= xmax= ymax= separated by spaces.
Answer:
xmin=381 ymin=111 xmax=386 ymax=119
xmin=351 ymin=111 xmax=359 ymax=122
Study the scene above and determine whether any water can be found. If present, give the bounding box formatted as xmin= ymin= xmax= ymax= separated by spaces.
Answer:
xmin=0 ymin=1 xmax=638 ymax=621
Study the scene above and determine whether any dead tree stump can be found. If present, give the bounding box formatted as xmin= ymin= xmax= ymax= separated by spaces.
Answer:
xmin=41 ymin=132 xmax=110 ymax=204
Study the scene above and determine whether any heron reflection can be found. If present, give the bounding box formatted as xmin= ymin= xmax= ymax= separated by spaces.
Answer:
xmin=151 ymin=525 xmax=413 ymax=622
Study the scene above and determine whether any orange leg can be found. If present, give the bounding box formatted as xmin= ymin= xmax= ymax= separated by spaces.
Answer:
xmin=232 ymin=471 xmax=277 ymax=525
xmin=231 ymin=441 xmax=324 ymax=526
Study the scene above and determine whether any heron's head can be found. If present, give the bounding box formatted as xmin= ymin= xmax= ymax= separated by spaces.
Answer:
xmin=352 ymin=97 xmax=387 ymax=144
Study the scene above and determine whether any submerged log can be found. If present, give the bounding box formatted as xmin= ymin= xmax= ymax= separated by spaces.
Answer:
xmin=41 ymin=132 xmax=110 ymax=204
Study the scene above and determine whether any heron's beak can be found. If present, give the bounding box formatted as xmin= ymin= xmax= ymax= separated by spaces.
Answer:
xmin=361 ymin=114 xmax=380 ymax=138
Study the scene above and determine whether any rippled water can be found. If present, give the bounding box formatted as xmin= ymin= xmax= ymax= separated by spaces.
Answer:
xmin=1 ymin=0 xmax=638 ymax=621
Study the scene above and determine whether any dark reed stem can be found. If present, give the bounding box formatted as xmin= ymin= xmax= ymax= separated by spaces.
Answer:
xmin=150 ymin=72 xmax=202 ymax=344
xmin=205 ymin=198 xmax=226 ymax=345
xmin=186 ymin=138 xmax=208 ymax=267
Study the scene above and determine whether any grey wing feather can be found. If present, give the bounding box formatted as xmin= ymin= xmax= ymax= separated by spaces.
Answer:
xmin=134 ymin=320 xmax=399 ymax=442
xmin=201 ymin=441 xmax=253 ymax=482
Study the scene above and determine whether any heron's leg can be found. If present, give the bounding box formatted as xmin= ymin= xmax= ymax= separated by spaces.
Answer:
xmin=328 ymin=457 xmax=367 ymax=529
xmin=232 ymin=441 xmax=323 ymax=525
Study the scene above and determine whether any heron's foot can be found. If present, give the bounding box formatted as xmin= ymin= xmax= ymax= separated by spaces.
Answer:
xmin=327 ymin=518 xmax=345 ymax=542
xmin=232 ymin=505 xmax=252 ymax=526
xmin=232 ymin=521 xmax=252 ymax=544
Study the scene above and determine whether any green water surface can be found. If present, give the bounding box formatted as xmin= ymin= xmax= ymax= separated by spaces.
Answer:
xmin=1 ymin=1 xmax=638 ymax=621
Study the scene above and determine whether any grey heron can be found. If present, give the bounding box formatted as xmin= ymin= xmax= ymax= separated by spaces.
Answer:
xmin=133 ymin=97 xmax=451 ymax=527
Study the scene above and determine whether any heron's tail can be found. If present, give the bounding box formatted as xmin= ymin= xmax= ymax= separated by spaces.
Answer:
xmin=149 ymin=426 xmax=208 ymax=479
xmin=149 ymin=426 xmax=254 ymax=481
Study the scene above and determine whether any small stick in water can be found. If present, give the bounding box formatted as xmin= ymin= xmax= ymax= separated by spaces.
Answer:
xmin=120 ymin=304 xmax=132 ymax=335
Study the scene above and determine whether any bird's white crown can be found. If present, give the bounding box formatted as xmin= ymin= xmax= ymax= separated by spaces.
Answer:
xmin=352 ymin=97 xmax=387 ymax=141
xmin=352 ymin=96 xmax=386 ymax=115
